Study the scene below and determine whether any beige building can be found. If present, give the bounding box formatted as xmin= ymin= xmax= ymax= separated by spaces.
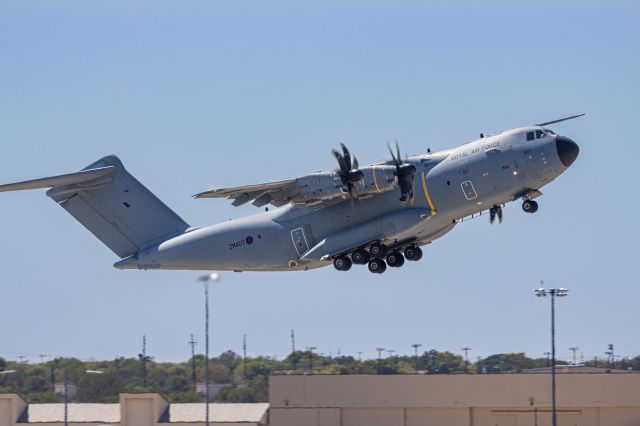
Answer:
xmin=4 ymin=372 xmax=640 ymax=425
xmin=0 ymin=393 xmax=268 ymax=426
xmin=269 ymin=373 xmax=640 ymax=426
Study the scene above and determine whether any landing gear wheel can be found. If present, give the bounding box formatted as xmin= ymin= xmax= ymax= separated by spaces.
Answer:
xmin=333 ymin=256 xmax=352 ymax=271
xmin=368 ymin=242 xmax=388 ymax=258
xmin=368 ymin=258 xmax=387 ymax=274
xmin=386 ymin=252 xmax=405 ymax=268
xmin=351 ymin=249 xmax=370 ymax=265
xmin=404 ymin=246 xmax=423 ymax=261
xmin=522 ymin=200 xmax=539 ymax=213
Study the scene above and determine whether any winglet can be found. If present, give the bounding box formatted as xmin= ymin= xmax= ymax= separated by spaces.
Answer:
xmin=535 ymin=113 xmax=586 ymax=127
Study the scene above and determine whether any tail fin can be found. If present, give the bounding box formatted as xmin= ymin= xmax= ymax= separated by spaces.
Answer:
xmin=0 ymin=155 xmax=189 ymax=258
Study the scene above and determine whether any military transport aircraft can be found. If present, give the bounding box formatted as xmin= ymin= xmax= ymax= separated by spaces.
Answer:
xmin=0 ymin=114 xmax=581 ymax=274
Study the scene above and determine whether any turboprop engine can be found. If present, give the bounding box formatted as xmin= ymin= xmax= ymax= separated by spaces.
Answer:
xmin=289 ymin=165 xmax=398 ymax=204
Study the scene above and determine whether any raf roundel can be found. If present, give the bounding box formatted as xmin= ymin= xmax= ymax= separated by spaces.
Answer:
xmin=245 ymin=236 xmax=254 ymax=245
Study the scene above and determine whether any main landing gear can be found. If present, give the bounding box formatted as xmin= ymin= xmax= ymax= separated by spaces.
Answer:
xmin=333 ymin=242 xmax=423 ymax=273
xmin=522 ymin=199 xmax=539 ymax=213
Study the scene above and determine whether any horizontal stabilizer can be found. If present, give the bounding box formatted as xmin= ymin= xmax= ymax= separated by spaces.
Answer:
xmin=0 ymin=166 xmax=115 ymax=193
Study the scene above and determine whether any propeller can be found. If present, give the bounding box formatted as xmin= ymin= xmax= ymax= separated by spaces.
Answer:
xmin=387 ymin=141 xmax=416 ymax=206
xmin=332 ymin=143 xmax=364 ymax=198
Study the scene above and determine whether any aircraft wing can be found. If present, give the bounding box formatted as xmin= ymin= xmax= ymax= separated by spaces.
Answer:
xmin=193 ymin=178 xmax=298 ymax=207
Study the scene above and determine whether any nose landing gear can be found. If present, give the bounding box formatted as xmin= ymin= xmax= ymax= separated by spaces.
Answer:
xmin=489 ymin=205 xmax=503 ymax=224
xmin=522 ymin=199 xmax=539 ymax=213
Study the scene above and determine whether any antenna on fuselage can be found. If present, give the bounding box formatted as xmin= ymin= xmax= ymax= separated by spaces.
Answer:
xmin=535 ymin=113 xmax=585 ymax=127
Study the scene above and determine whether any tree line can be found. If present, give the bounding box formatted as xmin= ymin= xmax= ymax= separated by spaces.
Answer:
xmin=1 ymin=350 xmax=639 ymax=404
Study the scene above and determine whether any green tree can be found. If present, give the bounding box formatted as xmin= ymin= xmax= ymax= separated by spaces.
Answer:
xmin=0 ymin=357 xmax=6 ymax=372
xmin=76 ymin=371 xmax=122 ymax=403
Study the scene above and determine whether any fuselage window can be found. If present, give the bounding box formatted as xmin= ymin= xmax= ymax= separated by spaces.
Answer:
xmin=526 ymin=131 xmax=535 ymax=141
xmin=536 ymin=130 xmax=546 ymax=139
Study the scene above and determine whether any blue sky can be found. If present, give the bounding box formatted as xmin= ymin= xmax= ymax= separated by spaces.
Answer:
xmin=1 ymin=0 xmax=638 ymax=364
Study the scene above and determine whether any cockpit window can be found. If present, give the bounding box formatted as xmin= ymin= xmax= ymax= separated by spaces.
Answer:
xmin=526 ymin=131 xmax=535 ymax=141
xmin=536 ymin=130 xmax=546 ymax=139
xmin=543 ymin=128 xmax=556 ymax=135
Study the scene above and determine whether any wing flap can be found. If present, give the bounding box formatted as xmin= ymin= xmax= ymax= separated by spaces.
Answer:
xmin=194 ymin=178 xmax=299 ymax=207
xmin=193 ymin=178 xmax=297 ymax=199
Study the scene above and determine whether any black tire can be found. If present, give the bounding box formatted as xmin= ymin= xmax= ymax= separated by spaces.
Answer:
xmin=522 ymin=200 xmax=535 ymax=213
xmin=368 ymin=258 xmax=386 ymax=274
xmin=530 ymin=200 xmax=539 ymax=213
xmin=369 ymin=242 xmax=387 ymax=258
xmin=351 ymin=249 xmax=370 ymax=265
xmin=404 ymin=246 xmax=417 ymax=261
xmin=333 ymin=256 xmax=352 ymax=271
xmin=386 ymin=252 xmax=404 ymax=268
xmin=413 ymin=247 xmax=423 ymax=261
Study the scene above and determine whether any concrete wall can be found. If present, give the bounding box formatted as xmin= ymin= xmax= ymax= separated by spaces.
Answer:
xmin=0 ymin=395 xmax=25 ymax=426
xmin=269 ymin=374 xmax=640 ymax=426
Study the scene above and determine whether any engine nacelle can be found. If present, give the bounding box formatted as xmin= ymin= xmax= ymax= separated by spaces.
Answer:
xmin=289 ymin=165 xmax=398 ymax=203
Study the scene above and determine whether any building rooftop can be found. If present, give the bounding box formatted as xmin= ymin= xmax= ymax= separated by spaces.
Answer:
xmin=24 ymin=403 xmax=120 ymax=423
xmin=522 ymin=365 xmax=636 ymax=374
xmin=168 ymin=403 xmax=269 ymax=423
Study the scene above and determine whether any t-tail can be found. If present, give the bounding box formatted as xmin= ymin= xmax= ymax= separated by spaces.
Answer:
xmin=0 ymin=155 xmax=189 ymax=263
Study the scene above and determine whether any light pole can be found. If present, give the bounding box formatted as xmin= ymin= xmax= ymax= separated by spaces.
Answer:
xmin=461 ymin=347 xmax=472 ymax=373
xmin=63 ymin=369 xmax=103 ymax=426
xmin=376 ymin=348 xmax=385 ymax=374
xmin=305 ymin=346 xmax=317 ymax=372
xmin=198 ymin=272 xmax=220 ymax=426
xmin=411 ymin=344 xmax=422 ymax=372
xmin=569 ymin=347 xmax=579 ymax=365
xmin=534 ymin=283 xmax=569 ymax=426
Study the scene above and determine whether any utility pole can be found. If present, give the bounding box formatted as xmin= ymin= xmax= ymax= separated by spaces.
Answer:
xmin=569 ymin=347 xmax=579 ymax=365
xmin=243 ymin=334 xmax=248 ymax=380
xmin=376 ymin=348 xmax=385 ymax=374
xmin=290 ymin=329 xmax=297 ymax=370
xmin=411 ymin=344 xmax=422 ymax=372
xmin=51 ymin=358 xmax=58 ymax=389
xmin=534 ymin=283 xmax=569 ymax=426
xmin=188 ymin=334 xmax=198 ymax=388
xmin=356 ymin=352 xmax=363 ymax=362
xmin=461 ymin=347 xmax=471 ymax=373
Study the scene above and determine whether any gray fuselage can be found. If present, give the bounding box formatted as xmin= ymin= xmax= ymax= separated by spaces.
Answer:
xmin=119 ymin=125 xmax=578 ymax=272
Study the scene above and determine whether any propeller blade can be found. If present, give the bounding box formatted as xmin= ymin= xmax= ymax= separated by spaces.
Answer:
xmin=332 ymin=148 xmax=348 ymax=175
xmin=387 ymin=142 xmax=398 ymax=165
xmin=353 ymin=156 xmax=359 ymax=170
xmin=340 ymin=143 xmax=352 ymax=171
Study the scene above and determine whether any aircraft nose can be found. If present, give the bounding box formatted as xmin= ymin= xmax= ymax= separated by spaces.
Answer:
xmin=556 ymin=136 xmax=579 ymax=168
